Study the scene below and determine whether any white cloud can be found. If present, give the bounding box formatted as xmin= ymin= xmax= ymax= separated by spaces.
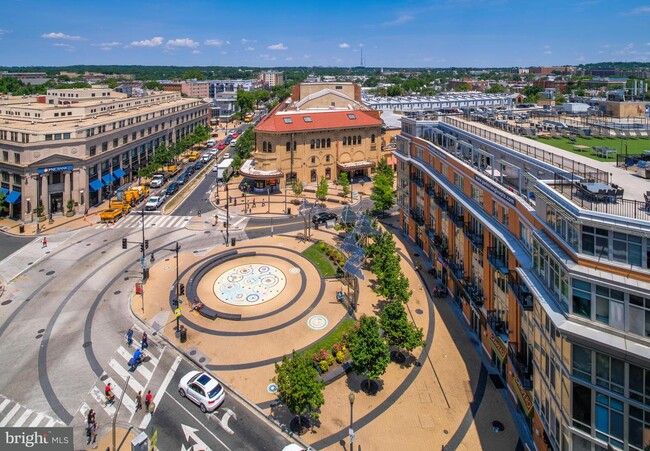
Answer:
xmin=303 ymin=54 xmax=311 ymax=59
xmin=245 ymin=46 xmax=255 ymax=51
xmin=286 ymin=57 xmax=293 ymax=61
xmin=241 ymin=38 xmax=257 ymax=45
xmin=167 ymin=38 xmax=199 ymax=48
xmin=130 ymin=36 xmax=164 ymax=47
xmin=621 ymin=6 xmax=650 ymax=15
xmin=268 ymin=43 xmax=287 ymax=50
xmin=204 ymin=39 xmax=227 ymax=47
xmin=0 ymin=29 xmax=11 ymax=36
xmin=42 ymin=32 xmax=82 ymax=41
xmin=53 ymin=43 xmax=75 ymax=52
xmin=383 ymin=14 xmax=413 ymax=26
xmin=258 ymin=54 xmax=277 ymax=61
xmin=338 ymin=43 xmax=350 ymax=49
xmin=192 ymin=50 xmax=201 ymax=54
xmin=92 ymin=41 xmax=120 ymax=50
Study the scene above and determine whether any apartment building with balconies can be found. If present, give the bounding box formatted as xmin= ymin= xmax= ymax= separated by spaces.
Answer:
xmin=0 ymin=89 xmax=208 ymax=220
xmin=395 ymin=114 xmax=649 ymax=451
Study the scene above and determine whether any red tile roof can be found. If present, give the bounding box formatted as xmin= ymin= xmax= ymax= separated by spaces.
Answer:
xmin=255 ymin=110 xmax=382 ymax=133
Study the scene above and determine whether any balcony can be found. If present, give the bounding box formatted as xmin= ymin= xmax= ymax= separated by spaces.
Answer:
xmin=487 ymin=313 xmax=508 ymax=336
xmin=410 ymin=211 xmax=425 ymax=226
xmin=508 ymin=273 xmax=533 ymax=311
xmin=449 ymin=261 xmax=465 ymax=280
xmin=425 ymin=184 xmax=436 ymax=196
xmin=463 ymin=222 xmax=484 ymax=248
xmin=433 ymin=194 xmax=448 ymax=211
xmin=487 ymin=247 xmax=509 ymax=274
xmin=461 ymin=278 xmax=484 ymax=306
xmin=410 ymin=175 xmax=424 ymax=188
xmin=426 ymin=226 xmax=436 ymax=240
xmin=508 ymin=342 xmax=533 ymax=391
xmin=448 ymin=209 xmax=465 ymax=228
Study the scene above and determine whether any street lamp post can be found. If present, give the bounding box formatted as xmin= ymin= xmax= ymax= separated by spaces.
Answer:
xmin=159 ymin=241 xmax=182 ymax=330
xmin=348 ymin=392 xmax=355 ymax=451
xmin=225 ymin=182 xmax=230 ymax=246
xmin=267 ymin=187 xmax=270 ymax=213
xmin=284 ymin=177 xmax=288 ymax=214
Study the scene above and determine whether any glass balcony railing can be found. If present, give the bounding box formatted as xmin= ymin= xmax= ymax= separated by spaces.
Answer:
xmin=487 ymin=247 xmax=509 ymax=274
xmin=463 ymin=222 xmax=484 ymax=248
xmin=508 ymin=273 xmax=533 ymax=311
xmin=410 ymin=175 xmax=424 ymax=187
xmin=508 ymin=342 xmax=533 ymax=391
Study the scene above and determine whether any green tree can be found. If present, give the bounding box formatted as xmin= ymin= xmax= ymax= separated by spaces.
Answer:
xmin=555 ymin=94 xmax=567 ymax=105
xmin=486 ymin=83 xmax=506 ymax=94
xmin=386 ymin=85 xmax=404 ymax=97
xmin=236 ymin=90 xmax=255 ymax=114
xmin=315 ymin=177 xmax=328 ymax=203
xmin=292 ymin=179 xmax=304 ymax=197
xmin=379 ymin=300 xmax=425 ymax=357
xmin=273 ymin=351 xmax=325 ymax=431
xmin=338 ymin=172 xmax=350 ymax=198
xmin=348 ymin=315 xmax=390 ymax=381
xmin=0 ymin=190 xmax=7 ymax=214
xmin=454 ymin=82 xmax=472 ymax=92
xmin=181 ymin=69 xmax=206 ymax=80
xmin=143 ymin=80 xmax=163 ymax=90
xmin=106 ymin=79 xmax=118 ymax=89
xmin=254 ymin=89 xmax=271 ymax=107
xmin=370 ymin=158 xmax=395 ymax=214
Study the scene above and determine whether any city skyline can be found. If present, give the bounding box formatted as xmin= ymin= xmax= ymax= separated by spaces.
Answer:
xmin=1 ymin=0 xmax=650 ymax=68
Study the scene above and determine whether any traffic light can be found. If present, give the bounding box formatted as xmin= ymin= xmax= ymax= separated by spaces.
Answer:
xmin=172 ymin=298 xmax=179 ymax=308
xmin=122 ymin=238 xmax=127 ymax=249
xmin=140 ymin=243 xmax=144 ymax=253
xmin=145 ymin=240 xmax=149 ymax=249
xmin=179 ymin=283 xmax=185 ymax=296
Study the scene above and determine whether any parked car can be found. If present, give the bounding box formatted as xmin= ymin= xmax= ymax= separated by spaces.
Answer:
xmin=145 ymin=196 xmax=164 ymax=211
xmin=222 ymin=152 xmax=231 ymax=159
xmin=312 ymin=212 xmax=338 ymax=224
xmin=178 ymin=371 xmax=225 ymax=413
xmin=194 ymin=160 xmax=204 ymax=171
xmin=230 ymin=138 xmax=238 ymax=147
xmin=201 ymin=153 xmax=211 ymax=162
xmin=176 ymin=173 xmax=188 ymax=185
xmin=217 ymin=142 xmax=226 ymax=150
xmin=166 ymin=182 xmax=179 ymax=196
xmin=231 ymin=132 xmax=239 ymax=139
xmin=224 ymin=136 xmax=232 ymax=145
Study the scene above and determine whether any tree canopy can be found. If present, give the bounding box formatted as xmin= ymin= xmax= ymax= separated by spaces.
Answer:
xmin=370 ymin=158 xmax=396 ymax=213
xmin=273 ymin=351 xmax=325 ymax=422
xmin=338 ymin=172 xmax=350 ymax=198
xmin=348 ymin=315 xmax=390 ymax=381
xmin=379 ymin=300 xmax=425 ymax=355
xmin=316 ymin=177 xmax=329 ymax=202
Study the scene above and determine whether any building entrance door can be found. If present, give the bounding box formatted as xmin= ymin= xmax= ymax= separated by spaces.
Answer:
xmin=50 ymin=193 xmax=63 ymax=213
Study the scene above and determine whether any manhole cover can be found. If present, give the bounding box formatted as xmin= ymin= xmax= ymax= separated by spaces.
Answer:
xmin=101 ymin=251 xmax=106 ymax=254
xmin=199 ymin=357 xmax=206 ymax=363
xmin=1 ymin=300 xmax=12 ymax=306
xmin=189 ymin=350 xmax=197 ymax=356
xmin=100 ymin=375 xmax=108 ymax=381
xmin=415 ymin=309 xmax=424 ymax=315
xmin=86 ymin=243 xmax=91 ymax=246
xmin=46 ymin=271 xmax=55 ymax=276
xmin=114 ymin=291 xmax=121 ymax=295
xmin=38 ymin=329 xmax=45 ymax=333
xmin=39 ymin=269 xmax=44 ymax=272
xmin=443 ymin=429 xmax=449 ymax=434
xmin=492 ymin=421 xmax=504 ymax=432
xmin=82 ymin=341 xmax=92 ymax=348
xmin=28 ymin=262 xmax=33 ymax=265
xmin=35 ymin=334 xmax=43 ymax=339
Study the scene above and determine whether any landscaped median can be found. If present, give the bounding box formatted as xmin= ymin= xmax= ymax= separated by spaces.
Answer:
xmin=162 ymin=160 xmax=216 ymax=215
xmin=301 ymin=241 xmax=345 ymax=277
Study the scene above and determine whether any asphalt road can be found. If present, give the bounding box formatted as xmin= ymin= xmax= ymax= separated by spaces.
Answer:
xmin=0 ymin=232 xmax=35 ymax=261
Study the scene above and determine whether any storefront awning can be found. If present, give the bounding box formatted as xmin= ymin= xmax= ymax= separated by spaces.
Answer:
xmin=113 ymin=168 xmax=126 ymax=179
xmin=239 ymin=159 xmax=283 ymax=180
xmin=102 ymin=173 xmax=116 ymax=184
xmin=6 ymin=191 xmax=21 ymax=204
xmin=0 ymin=187 xmax=8 ymax=196
xmin=336 ymin=161 xmax=376 ymax=170
xmin=89 ymin=179 xmax=104 ymax=192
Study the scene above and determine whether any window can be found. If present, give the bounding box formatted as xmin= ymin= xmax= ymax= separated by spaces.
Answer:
xmin=321 ymin=139 xmax=325 ymax=148
xmin=343 ymin=136 xmax=347 ymax=146
xmin=113 ymin=138 xmax=118 ymax=148
xmin=303 ymin=116 xmax=312 ymax=122
xmin=470 ymin=185 xmax=483 ymax=206
xmin=123 ymin=135 xmax=128 ymax=144
xmin=283 ymin=117 xmax=293 ymax=124
xmin=310 ymin=169 xmax=317 ymax=182
xmin=326 ymin=138 xmax=331 ymax=148
xmin=102 ymin=142 xmax=108 ymax=152
xmin=347 ymin=113 xmax=356 ymax=120
xmin=595 ymin=393 xmax=624 ymax=448
xmin=371 ymin=134 xmax=375 ymax=144
xmin=595 ymin=353 xmax=624 ymax=394
xmin=572 ymin=382 xmax=591 ymax=433
xmin=325 ymin=155 xmax=330 ymax=163
xmin=14 ymin=153 xmax=20 ymax=164
xmin=612 ymin=232 xmax=642 ymax=267
xmin=629 ymin=294 xmax=650 ymax=338
xmin=263 ymin=141 xmax=267 ymax=152
xmin=325 ymin=168 xmax=331 ymax=179
xmin=310 ymin=139 xmax=315 ymax=149
xmin=358 ymin=135 xmax=361 ymax=144
xmin=89 ymin=145 xmax=97 ymax=156
xmin=595 ymin=285 xmax=624 ymax=327
xmin=2 ymin=151 xmax=7 ymax=162
xmin=286 ymin=142 xmax=291 ymax=152
xmin=572 ymin=279 xmax=591 ymax=318
xmin=572 ymin=345 xmax=591 ymax=382
xmin=582 ymin=226 xmax=608 ymax=258
xmin=45 ymin=134 xmax=53 ymax=141
xmin=311 ymin=157 xmax=316 ymax=164
xmin=316 ymin=139 xmax=320 ymax=149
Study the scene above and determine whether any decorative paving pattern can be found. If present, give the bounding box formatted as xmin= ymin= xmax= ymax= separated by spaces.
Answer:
xmin=307 ymin=314 xmax=328 ymax=330
xmin=289 ymin=267 xmax=300 ymax=274
xmin=267 ymin=383 xmax=278 ymax=394
xmin=214 ymin=264 xmax=286 ymax=306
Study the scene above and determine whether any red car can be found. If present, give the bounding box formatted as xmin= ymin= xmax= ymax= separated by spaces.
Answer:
xmin=230 ymin=132 xmax=239 ymax=139
xmin=217 ymin=142 xmax=226 ymax=150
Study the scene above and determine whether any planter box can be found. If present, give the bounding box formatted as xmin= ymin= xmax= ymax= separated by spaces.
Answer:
xmin=37 ymin=216 xmax=46 ymax=223
xmin=65 ymin=211 xmax=75 ymax=217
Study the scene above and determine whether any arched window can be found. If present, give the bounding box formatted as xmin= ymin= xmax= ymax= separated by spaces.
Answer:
xmin=286 ymin=142 xmax=291 ymax=152
xmin=371 ymin=134 xmax=375 ymax=143
xmin=325 ymin=155 xmax=330 ymax=163
xmin=325 ymin=168 xmax=331 ymax=179
xmin=357 ymin=135 xmax=362 ymax=144
xmin=316 ymin=139 xmax=320 ymax=149
xmin=321 ymin=139 xmax=325 ymax=148
xmin=310 ymin=139 xmax=315 ymax=149
xmin=293 ymin=141 xmax=296 ymax=151
xmin=262 ymin=141 xmax=267 ymax=152
xmin=310 ymin=169 xmax=317 ymax=182
xmin=311 ymin=156 xmax=316 ymax=164
xmin=343 ymin=136 xmax=347 ymax=146
xmin=326 ymin=138 xmax=331 ymax=148
xmin=348 ymin=136 xmax=352 ymax=145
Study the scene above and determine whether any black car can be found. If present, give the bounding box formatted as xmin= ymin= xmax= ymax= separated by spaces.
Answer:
xmin=177 ymin=174 xmax=188 ymax=185
xmin=194 ymin=160 xmax=204 ymax=170
xmin=185 ymin=165 xmax=195 ymax=175
xmin=312 ymin=212 xmax=338 ymax=225
xmin=166 ymin=182 xmax=179 ymax=195
xmin=224 ymin=136 xmax=232 ymax=145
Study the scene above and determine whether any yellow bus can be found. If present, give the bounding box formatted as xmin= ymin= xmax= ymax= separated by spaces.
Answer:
xmin=244 ymin=112 xmax=254 ymax=122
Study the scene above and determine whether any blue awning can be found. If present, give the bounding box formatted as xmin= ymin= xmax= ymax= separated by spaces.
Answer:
xmin=89 ymin=179 xmax=104 ymax=192
xmin=102 ymin=173 xmax=116 ymax=184
xmin=113 ymin=168 xmax=126 ymax=179
xmin=6 ymin=191 xmax=21 ymax=203
xmin=0 ymin=187 xmax=8 ymax=196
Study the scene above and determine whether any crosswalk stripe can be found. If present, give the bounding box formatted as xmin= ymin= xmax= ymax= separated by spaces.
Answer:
xmin=45 ymin=418 xmax=58 ymax=427
xmin=115 ymin=347 xmax=153 ymax=380
xmin=0 ymin=404 xmax=21 ymax=427
xmin=0 ymin=399 xmax=10 ymax=414
xmin=14 ymin=409 xmax=32 ymax=427
xmin=29 ymin=412 xmax=45 ymax=427
xmin=103 ymin=377 xmax=136 ymax=414
xmin=108 ymin=359 xmax=145 ymax=393
xmin=90 ymin=387 xmax=116 ymax=416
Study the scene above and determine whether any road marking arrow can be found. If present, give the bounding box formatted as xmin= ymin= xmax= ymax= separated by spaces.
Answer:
xmin=182 ymin=424 xmax=213 ymax=451
xmin=215 ymin=409 xmax=237 ymax=435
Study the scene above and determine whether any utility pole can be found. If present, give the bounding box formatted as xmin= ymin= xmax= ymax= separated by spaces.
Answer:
xmin=141 ymin=205 xmax=146 ymax=280
xmin=225 ymin=182 xmax=230 ymax=246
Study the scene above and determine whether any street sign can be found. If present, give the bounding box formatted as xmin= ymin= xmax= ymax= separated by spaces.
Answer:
xmin=149 ymin=429 xmax=158 ymax=451
xmin=135 ymin=282 xmax=143 ymax=295
xmin=349 ymin=428 xmax=355 ymax=443
xmin=174 ymin=307 xmax=182 ymax=318
xmin=140 ymin=257 xmax=146 ymax=268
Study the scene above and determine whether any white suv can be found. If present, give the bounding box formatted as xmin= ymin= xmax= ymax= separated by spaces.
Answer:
xmin=178 ymin=371 xmax=225 ymax=412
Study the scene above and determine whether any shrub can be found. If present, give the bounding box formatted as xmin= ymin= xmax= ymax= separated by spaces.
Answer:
xmin=319 ymin=360 xmax=329 ymax=373
xmin=317 ymin=241 xmax=326 ymax=251
xmin=327 ymin=354 xmax=335 ymax=366
xmin=335 ymin=350 xmax=346 ymax=364
xmin=332 ymin=343 xmax=342 ymax=354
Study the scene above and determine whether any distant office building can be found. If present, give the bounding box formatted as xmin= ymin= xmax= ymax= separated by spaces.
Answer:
xmin=208 ymin=79 xmax=262 ymax=96
xmin=210 ymin=92 xmax=238 ymax=123
xmin=181 ymin=81 xmax=210 ymax=98
xmin=258 ymin=71 xmax=284 ymax=88
xmin=0 ymin=89 xmax=208 ymax=220
xmin=529 ymin=66 xmax=575 ymax=76
xmin=362 ymin=92 xmax=514 ymax=112
xmin=160 ymin=81 xmax=183 ymax=93
xmin=0 ymin=71 xmax=50 ymax=85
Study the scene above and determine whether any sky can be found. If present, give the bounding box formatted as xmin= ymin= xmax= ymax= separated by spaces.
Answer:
xmin=1 ymin=0 xmax=650 ymax=68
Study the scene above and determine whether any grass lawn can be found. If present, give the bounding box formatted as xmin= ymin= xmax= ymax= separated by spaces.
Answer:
xmin=299 ymin=318 xmax=356 ymax=358
xmin=536 ymin=136 xmax=650 ymax=162
xmin=302 ymin=243 xmax=337 ymax=277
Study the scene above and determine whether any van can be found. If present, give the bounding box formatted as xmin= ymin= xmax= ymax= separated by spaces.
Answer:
xmin=207 ymin=139 xmax=216 ymax=147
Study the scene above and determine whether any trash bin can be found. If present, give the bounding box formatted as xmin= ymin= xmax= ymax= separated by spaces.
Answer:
xmin=131 ymin=431 xmax=149 ymax=451
xmin=287 ymin=208 xmax=291 ymax=215
xmin=19 ymin=224 xmax=25 ymax=233
xmin=143 ymin=268 xmax=150 ymax=281
xmin=179 ymin=326 xmax=187 ymax=343
xmin=231 ymin=237 xmax=236 ymax=247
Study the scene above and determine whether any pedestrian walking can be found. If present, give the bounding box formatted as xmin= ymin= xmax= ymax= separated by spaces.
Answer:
xmin=141 ymin=332 xmax=148 ymax=350
xmin=86 ymin=409 xmax=95 ymax=426
xmin=42 ymin=237 xmax=48 ymax=248
xmin=145 ymin=390 xmax=153 ymax=411
xmin=86 ymin=420 xmax=97 ymax=444
xmin=135 ymin=391 xmax=142 ymax=411
xmin=126 ymin=328 xmax=133 ymax=346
